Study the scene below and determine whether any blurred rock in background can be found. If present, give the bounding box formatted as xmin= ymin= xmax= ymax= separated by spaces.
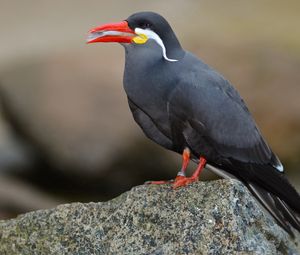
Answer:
xmin=0 ymin=1 xmax=299 ymax=218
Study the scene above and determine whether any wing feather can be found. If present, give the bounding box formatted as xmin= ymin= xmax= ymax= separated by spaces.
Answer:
xmin=170 ymin=65 xmax=279 ymax=168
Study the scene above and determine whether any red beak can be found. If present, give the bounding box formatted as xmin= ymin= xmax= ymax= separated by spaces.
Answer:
xmin=87 ymin=21 xmax=135 ymax=44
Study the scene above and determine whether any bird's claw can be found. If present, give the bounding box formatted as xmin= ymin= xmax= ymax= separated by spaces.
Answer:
xmin=172 ymin=176 xmax=199 ymax=189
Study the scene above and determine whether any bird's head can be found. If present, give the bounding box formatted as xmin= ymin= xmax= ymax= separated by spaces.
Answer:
xmin=87 ymin=12 xmax=183 ymax=62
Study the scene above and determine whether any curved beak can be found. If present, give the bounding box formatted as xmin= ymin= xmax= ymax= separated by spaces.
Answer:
xmin=87 ymin=21 xmax=135 ymax=44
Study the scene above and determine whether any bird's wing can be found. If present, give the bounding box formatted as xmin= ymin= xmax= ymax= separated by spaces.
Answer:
xmin=169 ymin=65 xmax=282 ymax=170
xmin=128 ymin=98 xmax=173 ymax=150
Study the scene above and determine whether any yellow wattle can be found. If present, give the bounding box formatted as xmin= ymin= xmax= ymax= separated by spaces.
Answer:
xmin=133 ymin=34 xmax=148 ymax=44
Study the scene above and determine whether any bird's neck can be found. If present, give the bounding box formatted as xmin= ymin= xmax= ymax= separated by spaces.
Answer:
xmin=162 ymin=30 xmax=184 ymax=60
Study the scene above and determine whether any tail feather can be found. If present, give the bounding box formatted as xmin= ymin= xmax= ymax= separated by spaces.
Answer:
xmin=247 ymin=183 xmax=298 ymax=237
xmin=248 ymin=164 xmax=300 ymax=214
xmin=273 ymin=197 xmax=300 ymax=232
xmin=207 ymin=162 xmax=300 ymax=236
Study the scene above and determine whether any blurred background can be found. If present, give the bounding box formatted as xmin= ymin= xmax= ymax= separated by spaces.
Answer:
xmin=0 ymin=1 xmax=299 ymax=219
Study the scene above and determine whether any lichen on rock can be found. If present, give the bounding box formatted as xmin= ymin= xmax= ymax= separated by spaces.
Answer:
xmin=0 ymin=179 xmax=299 ymax=254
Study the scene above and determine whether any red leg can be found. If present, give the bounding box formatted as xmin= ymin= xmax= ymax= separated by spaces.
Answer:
xmin=177 ymin=148 xmax=191 ymax=177
xmin=191 ymin=157 xmax=206 ymax=179
xmin=173 ymin=156 xmax=207 ymax=189
xmin=173 ymin=148 xmax=191 ymax=184
xmin=145 ymin=148 xmax=191 ymax=185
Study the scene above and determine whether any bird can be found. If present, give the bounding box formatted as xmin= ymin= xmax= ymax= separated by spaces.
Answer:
xmin=87 ymin=11 xmax=300 ymax=236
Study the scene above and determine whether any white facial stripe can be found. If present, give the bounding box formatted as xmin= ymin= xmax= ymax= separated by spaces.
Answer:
xmin=135 ymin=28 xmax=178 ymax=62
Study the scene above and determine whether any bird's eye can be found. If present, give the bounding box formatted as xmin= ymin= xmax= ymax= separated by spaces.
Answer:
xmin=142 ymin=23 xmax=151 ymax=29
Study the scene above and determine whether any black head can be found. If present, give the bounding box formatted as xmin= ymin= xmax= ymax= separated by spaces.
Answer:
xmin=126 ymin=12 xmax=175 ymax=41
xmin=126 ymin=12 xmax=183 ymax=60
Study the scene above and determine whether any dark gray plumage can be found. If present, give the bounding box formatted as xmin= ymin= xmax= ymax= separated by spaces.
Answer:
xmin=89 ymin=11 xmax=300 ymax=236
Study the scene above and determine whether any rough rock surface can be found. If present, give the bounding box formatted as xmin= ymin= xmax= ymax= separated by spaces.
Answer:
xmin=0 ymin=179 xmax=299 ymax=255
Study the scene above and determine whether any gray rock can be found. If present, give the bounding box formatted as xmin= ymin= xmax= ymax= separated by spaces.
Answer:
xmin=0 ymin=179 xmax=299 ymax=255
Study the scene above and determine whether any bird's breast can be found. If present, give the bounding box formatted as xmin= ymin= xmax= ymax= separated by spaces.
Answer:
xmin=123 ymin=64 xmax=179 ymax=138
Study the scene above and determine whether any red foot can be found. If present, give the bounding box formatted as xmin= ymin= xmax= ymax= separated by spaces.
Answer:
xmin=172 ymin=175 xmax=198 ymax=189
xmin=145 ymin=180 xmax=174 ymax=185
